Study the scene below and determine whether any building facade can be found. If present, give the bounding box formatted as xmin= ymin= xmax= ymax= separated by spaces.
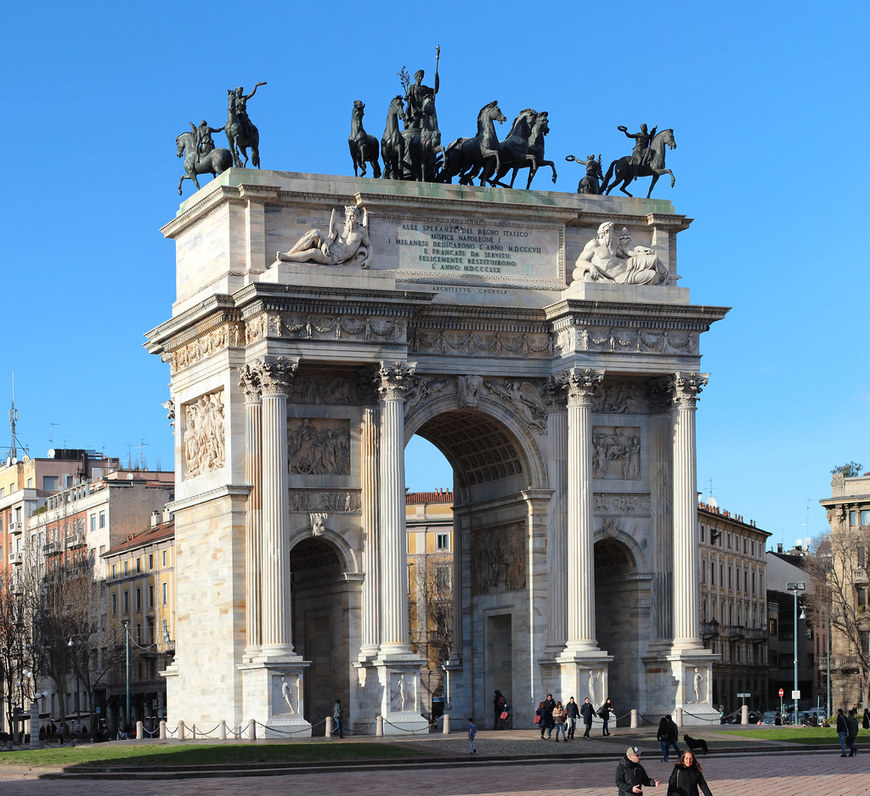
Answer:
xmin=698 ymin=502 xmax=770 ymax=714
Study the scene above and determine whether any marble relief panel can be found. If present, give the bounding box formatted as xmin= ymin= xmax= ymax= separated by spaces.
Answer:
xmin=592 ymin=426 xmax=641 ymax=480
xmin=471 ymin=523 xmax=526 ymax=594
xmin=287 ymin=418 xmax=350 ymax=475
xmin=182 ymin=390 xmax=225 ymax=479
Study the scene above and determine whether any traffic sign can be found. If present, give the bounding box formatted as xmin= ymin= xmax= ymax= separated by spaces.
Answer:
xmin=778 ymin=688 xmax=784 ymax=697
xmin=736 ymin=692 xmax=751 ymax=698
xmin=791 ymin=690 xmax=801 ymax=699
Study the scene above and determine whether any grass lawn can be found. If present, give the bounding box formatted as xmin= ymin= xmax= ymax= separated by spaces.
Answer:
xmin=0 ymin=741 xmax=437 ymax=769
xmin=718 ymin=727 xmax=843 ymax=745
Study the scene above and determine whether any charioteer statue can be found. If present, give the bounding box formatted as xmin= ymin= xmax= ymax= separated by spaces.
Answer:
xmin=399 ymin=46 xmax=442 ymax=181
xmin=617 ymin=123 xmax=656 ymax=170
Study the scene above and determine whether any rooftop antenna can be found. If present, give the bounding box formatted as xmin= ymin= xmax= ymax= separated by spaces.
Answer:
xmin=48 ymin=422 xmax=59 ymax=448
xmin=9 ymin=371 xmax=17 ymax=461
xmin=137 ymin=438 xmax=149 ymax=470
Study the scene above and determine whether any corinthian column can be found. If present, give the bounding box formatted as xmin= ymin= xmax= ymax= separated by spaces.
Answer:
xmin=545 ymin=374 xmax=569 ymax=652
xmin=375 ymin=361 xmax=415 ymax=656
xmin=359 ymin=406 xmax=380 ymax=659
xmin=671 ymin=372 xmax=708 ymax=650
xmin=564 ymin=368 xmax=604 ymax=654
xmin=240 ymin=364 xmax=263 ymax=653
xmin=260 ymin=356 xmax=299 ymax=656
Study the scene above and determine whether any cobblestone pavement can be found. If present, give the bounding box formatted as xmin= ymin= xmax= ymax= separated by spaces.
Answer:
xmin=0 ymin=731 xmax=866 ymax=795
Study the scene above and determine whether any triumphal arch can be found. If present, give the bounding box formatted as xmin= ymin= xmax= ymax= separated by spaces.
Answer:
xmin=146 ymin=169 xmax=727 ymax=732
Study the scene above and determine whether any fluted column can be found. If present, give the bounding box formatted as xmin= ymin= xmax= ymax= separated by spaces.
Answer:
xmin=648 ymin=378 xmax=674 ymax=643
xmin=375 ymin=361 xmax=415 ymax=656
xmin=240 ymin=364 xmax=263 ymax=652
xmin=359 ymin=406 xmax=381 ymax=658
xmin=565 ymin=368 xmax=604 ymax=654
xmin=545 ymin=374 xmax=569 ymax=650
xmin=260 ymin=357 xmax=299 ymax=656
xmin=671 ymin=372 xmax=708 ymax=650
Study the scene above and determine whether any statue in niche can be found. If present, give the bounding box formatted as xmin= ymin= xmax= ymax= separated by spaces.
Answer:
xmin=183 ymin=392 xmax=225 ymax=478
xmin=575 ymin=222 xmax=667 ymax=285
xmin=277 ymin=206 xmax=370 ymax=268
xmin=310 ymin=513 xmax=327 ymax=536
xmin=689 ymin=668 xmax=705 ymax=703
xmin=588 ymin=669 xmax=601 ymax=706
xmin=281 ymin=676 xmax=296 ymax=714
xmin=459 ymin=374 xmax=483 ymax=408
xmin=391 ymin=673 xmax=408 ymax=711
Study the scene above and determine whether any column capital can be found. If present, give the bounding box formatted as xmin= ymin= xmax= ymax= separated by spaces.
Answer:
xmin=566 ymin=368 xmax=605 ymax=406
xmin=259 ymin=357 xmax=300 ymax=396
xmin=672 ymin=372 xmax=709 ymax=408
xmin=239 ymin=363 xmax=263 ymax=402
xmin=543 ymin=372 xmax=569 ymax=410
xmin=375 ymin=361 xmax=417 ymax=400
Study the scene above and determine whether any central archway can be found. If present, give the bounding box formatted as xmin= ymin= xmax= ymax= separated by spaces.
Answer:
xmin=407 ymin=402 xmax=545 ymax=727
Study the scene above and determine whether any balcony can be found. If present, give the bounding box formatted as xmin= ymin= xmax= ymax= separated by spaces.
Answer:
xmin=853 ymin=568 xmax=869 ymax=584
xmin=43 ymin=540 xmax=61 ymax=555
xmin=745 ymin=627 xmax=768 ymax=643
xmin=9 ymin=521 xmax=22 ymax=535
xmin=66 ymin=533 xmax=85 ymax=549
xmin=701 ymin=621 xmax=720 ymax=639
xmin=719 ymin=624 xmax=746 ymax=640
xmin=9 ymin=551 xmax=22 ymax=565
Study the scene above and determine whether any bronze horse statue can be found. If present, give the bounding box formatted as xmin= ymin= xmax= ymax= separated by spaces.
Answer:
xmin=601 ymin=128 xmax=677 ymax=198
xmin=225 ymin=86 xmax=262 ymax=169
xmin=349 ymin=100 xmax=381 ymax=178
xmin=489 ymin=109 xmax=557 ymax=190
xmin=175 ymin=130 xmax=233 ymax=195
xmin=440 ymin=100 xmax=507 ymax=185
xmin=381 ymin=96 xmax=405 ymax=180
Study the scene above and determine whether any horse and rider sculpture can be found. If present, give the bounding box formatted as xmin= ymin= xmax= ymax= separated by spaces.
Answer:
xmin=174 ymin=58 xmax=676 ymax=200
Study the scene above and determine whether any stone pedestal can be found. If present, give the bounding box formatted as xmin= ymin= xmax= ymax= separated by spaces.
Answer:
xmin=376 ymin=660 xmax=429 ymax=735
xmin=556 ymin=653 xmax=613 ymax=709
xmin=239 ymin=660 xmax=312 ymax=738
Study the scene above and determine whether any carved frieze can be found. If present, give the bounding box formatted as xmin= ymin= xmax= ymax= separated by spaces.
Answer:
xmin=409 ymin=327 xmax=552 ymax=358
xmin=168 ymin=322 xmax=244 ymax=373
xmin=579 ymin=327 xmax=698 ymax=355
xmin=289 ymin=371 xmax=362 ymax=406
xmin=289 ymin=490 xmax=360 ymax=512
xmin=405 ymin=376 xmax=449 ymax=411
xmin=272 ymin=313 xmax=404 ymax=343
xmin=183 ymin=390 xmax=225 ymax=479
xmin=594 ymin=493 xmax=651 ymax=515
xmin=471 ymin=523 xmax=526 ymax=594
xmin=591 ymin=382 xmax=647 ymax=414
xmin=481 ymin=378 xmax=547 ymax=434
xmin=592 ymin=426 xmax=641 ymax=480
xmin=287 ymin=418 xmax=351 ymax=475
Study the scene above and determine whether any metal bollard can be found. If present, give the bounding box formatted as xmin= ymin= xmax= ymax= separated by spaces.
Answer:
xmin=177 ymin=721 xmax=186 ymax=741
xmin=219 ymin=719 xmax=227 ymax=739
xmin=248 ymin=718 xmax=256 ymax=740
xmin=630 ymin=709 xmax=638 ymax=729
xmin=325 ymin=717 xmax=334 ymax=738
xmin=376 ymin=715 xmax=384 ymax=736
xmin=159 ymin=720 xmax=167 ymax=740
xmin=674 ymin=708 xmax=683 ymax=728
xmin=741 ymin=705 xmax=749 ymax=725
xmin=442 ymin=714 xmax=450 ymax=734
xmin=136 ymin=721 xmax=144 ymax=740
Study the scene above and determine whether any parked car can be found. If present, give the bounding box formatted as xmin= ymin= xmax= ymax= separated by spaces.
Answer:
xmin=760 ymin=710 xmax=781 ymax=725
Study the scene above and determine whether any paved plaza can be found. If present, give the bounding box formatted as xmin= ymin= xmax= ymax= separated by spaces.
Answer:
xmin=0 ymin=729 xmax=867 ymax=795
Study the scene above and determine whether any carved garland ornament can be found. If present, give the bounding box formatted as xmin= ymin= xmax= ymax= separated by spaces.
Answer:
xmin=409 ymin=327 xmax=552 ymax=358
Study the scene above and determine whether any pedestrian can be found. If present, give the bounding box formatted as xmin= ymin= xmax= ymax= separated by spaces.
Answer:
xmin=616 ymin=744 xmax=659 ymax=794
xmin=332 ymin=698 xmax=343 ymax=738
xmin=536 ymin=701 xmax=548 ymax=738
xmin=846 ymin=708 xmax=859 ymax=756
xmin=538 ymin=700 xmax=555 ymax=739
xmin=863 ymin=708 xmax=870 ymax=730
xmin=467 ymin=717 xmax=477 ymax=754
xmin=600 ymin=697 xmax=614 ymax=736
xmin=666 ymin=749 xmax=713 ymax=796
xmin=657 ymin=715 xmax=681 ymax=762
xmin=580 ymin=696 xmax=595 ymax=740
xmin=565 ymin=696 xmax=580 ymax=739
xmin=493 ymin=689 xmax=507 ymax=730
xmin=836 ymin=708 xmax=849 ymax=756
xmin=553 ymin=701 xmax=568 ymax=742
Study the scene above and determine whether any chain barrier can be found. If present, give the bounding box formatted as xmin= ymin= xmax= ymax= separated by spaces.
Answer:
xmin=189 ymin=722 xmax=223 ymax=739
xmin=682 ymin=707 xmax=735 ymax=725
xmin=142 ymin=727 xmax=160 ymax=738
xmin=637 ymin=712 xmax=661 ymax=726
xmin=254 ymin=716 xmax=327 ymax=737
xmin=381 ymin=714 xmax=442 ymax=735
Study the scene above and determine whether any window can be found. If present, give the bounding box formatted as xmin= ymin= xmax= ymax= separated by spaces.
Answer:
xmin=857 ymin=587 xmax=868 ymax=609
xmin=112 ymin=564 xmax=117 ymax=578
xmin=700 ymin=525 xmax=705 ymax=542
xmin=162 ymin=550 xmax=167 ymax=566
xmin=99 ymin=511 xmax=106 ymax=529
xmin=136 ymin=558 xmax=141 ymax=573
xmin=770 ymin=650 xmax=778 ymax=667
xmin=850 ymin=511 xmax=857 ymax=526
xmin=136 ymin=587 xmax=141 ymax=612
xmin=861 ymin=510 xmax=870 ymax=527
xmin=435 ymin=533 xmax=449 ymax=551
xmin=90 ymin=514 xmax=96 ymax=532
xmin=147 ymin=618 xmax=155 ymax=644
xmin=710 ymin=564 xmax=715 ymax=586
xmin=751 ymin=540 xmax=755 ymax=556
xmin=148 ymin=554 xmax=154 ymax=570
xmin=43 ymin=476 xmax=58 ymax=491
xmin=124 ymin=560 xmax=129 ymax=575
xmin=434 ymin=565 xmax=451 ymax=590
xmin=744 ymin=571 xmax=748 ymax=592
xmin=149 ymin=584 xmax=154 ymax=607
xmin=752 ymin=573 xmax=756 ymax=594
xmin=63 ymin=474 xmax=73 ymax=488
xmin=123 ymin=590 xmax=129 ymax=614
xmin=26 ymin=478 xmax=32 ymax=488
xmin=720 ymin=564 xmax=724 ymax=586
xmin=736 ymin=567 xmax=740 ymax=591
xmin=112 ymin=593 xmax=117 ymax=616
xmin=728 ymin=567 xmax=732 ymax=588
xmin=727 ymin=533 xmax=731 ymax=550
xmin=162 ymin=581 xmax=167 ymax=605
xmin=136 ymin=624 xmax=142 ymax=644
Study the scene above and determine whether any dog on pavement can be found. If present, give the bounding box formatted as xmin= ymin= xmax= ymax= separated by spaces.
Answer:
xmin=683 ymin=734 xmax=709 ymax=754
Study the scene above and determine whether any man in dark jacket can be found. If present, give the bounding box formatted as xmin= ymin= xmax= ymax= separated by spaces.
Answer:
xmin=616 ymin=745 xmax=659 ymax=794
xmin=846 ymin=708 xmax=859 ymax=756
xmin=565 ymin=697 xmax=580 ymax=739
xmin=580 ymin=697 xmax=595 ymax=740
xmin=836 ymin=708 xmax=849 ymax=756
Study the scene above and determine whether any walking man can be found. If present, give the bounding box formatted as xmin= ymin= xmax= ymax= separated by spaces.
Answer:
xmin=580 ymin=696 xmax=595 ymax=740
xmin=467 ymin=717 xmax=477 ymax=754
xmin=837 ymin=708 xmax=849 ymax=756
xmin=333 ymin=698 xmax=344 ymax=738
xmin=566 ymin=697 xmax=580 ymax=740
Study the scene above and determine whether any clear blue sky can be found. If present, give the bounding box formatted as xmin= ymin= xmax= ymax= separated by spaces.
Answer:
xmin=2 ymin=1 xmax=867 ymax=549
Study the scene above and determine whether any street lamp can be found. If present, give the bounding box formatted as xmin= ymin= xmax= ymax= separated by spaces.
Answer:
xmin=122 ymin=620 xmax=130 ymax=732
xmin=787 ymin=581 xmax=806 ymax=723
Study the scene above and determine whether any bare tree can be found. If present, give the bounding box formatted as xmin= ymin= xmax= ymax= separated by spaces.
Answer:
xmin=806 ymin=514 xmax=870 ymax=709
xmin=41 ymin=553 xmax=124 ymax=733
xmin=409 ymin=554 xmax=454 ymax=709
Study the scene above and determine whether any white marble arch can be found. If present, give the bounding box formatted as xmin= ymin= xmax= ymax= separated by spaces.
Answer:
xmin=592 ymin=525 xmax=649 ymax=574
xmin=403 ymin=391 xmax=550 ymax=491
